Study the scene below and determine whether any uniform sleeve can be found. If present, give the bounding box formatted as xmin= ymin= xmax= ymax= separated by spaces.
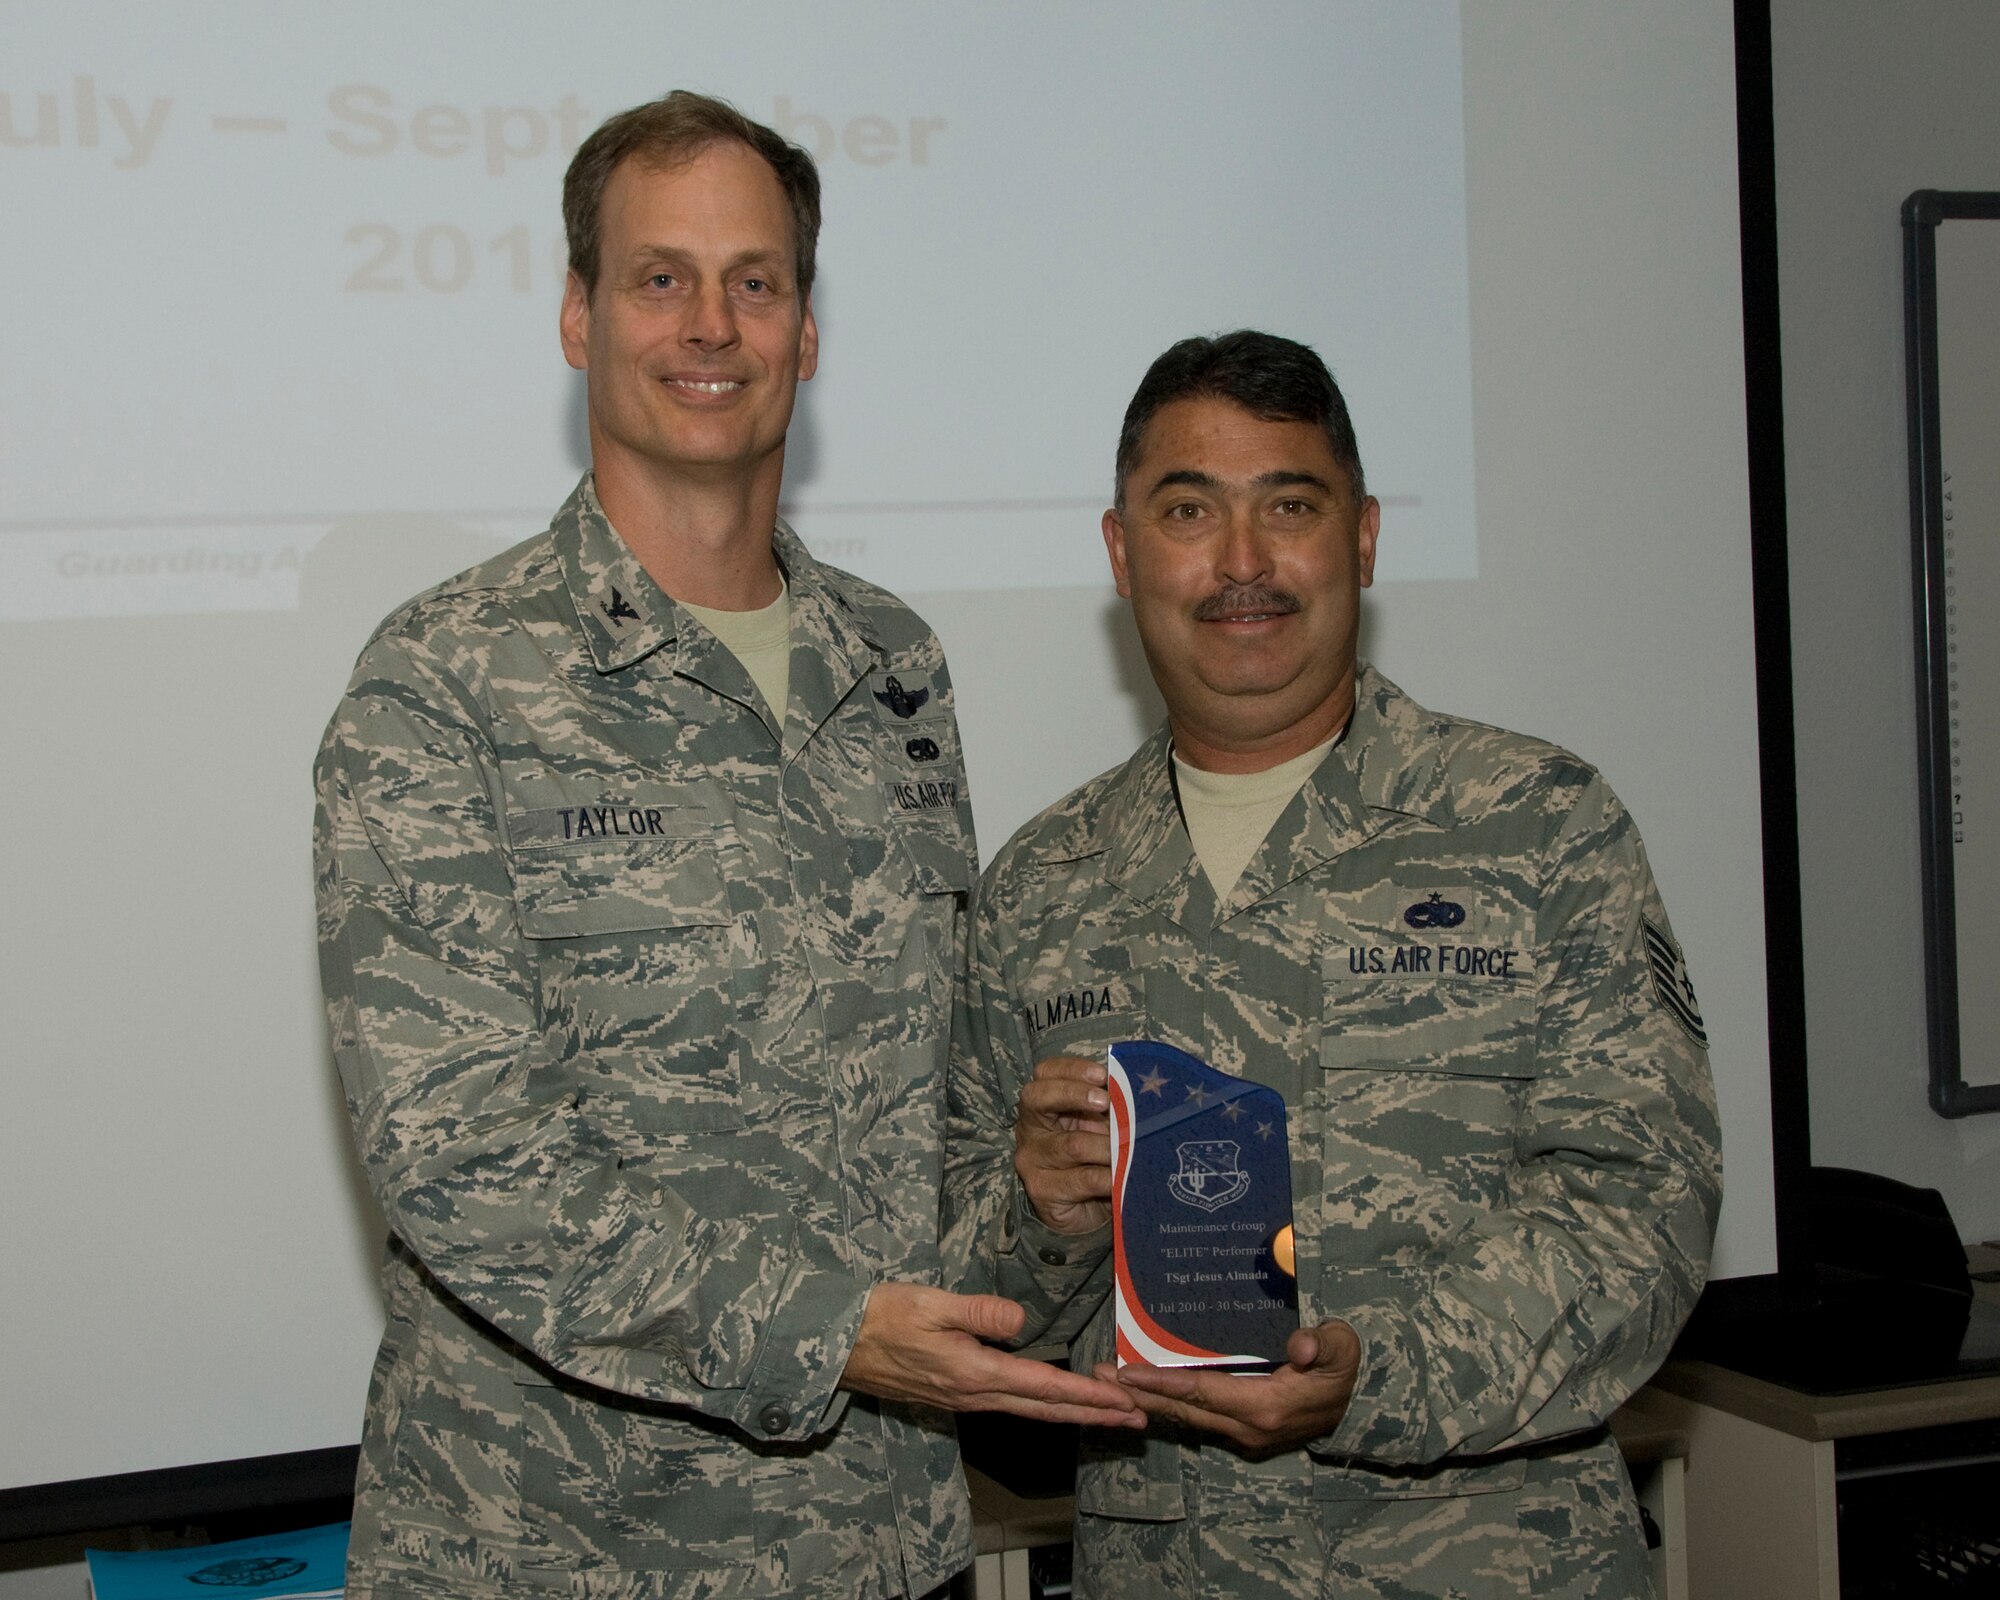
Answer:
xmin=942 ymin=871 xmax=1112 ymax=1347
xmin=314 ymin=633 xmax=869 ymax=1444
xmin=1317 ymin=775 xmax=1722 ymax=1465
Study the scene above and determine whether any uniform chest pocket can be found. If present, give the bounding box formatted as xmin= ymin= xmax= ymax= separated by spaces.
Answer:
xmin=878 ymin=712 xmax=974 ymax=886
xmin=883 ymin=821 xmax=974 ymax=1051
xmin=510 ymin=831 xmax=747 ymax=1134
xmin=1317 ymin=948 xmax=1539 ymax=1256
xmin=890 ymin=814 xmax=974 ymax=900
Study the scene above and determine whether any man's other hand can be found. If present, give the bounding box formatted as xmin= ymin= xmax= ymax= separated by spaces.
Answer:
xmin=839 ymin=1283 xmax=1144 ymax=1427
xmin=1095 ymin=1320 xmax=1360 ymax=1456
xmin=1015 ymin=1053 xmax=1113 ymax=1235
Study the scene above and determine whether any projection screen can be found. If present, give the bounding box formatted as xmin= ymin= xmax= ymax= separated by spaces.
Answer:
xmin=0 ymin=0 xmax=1773 ymax=1494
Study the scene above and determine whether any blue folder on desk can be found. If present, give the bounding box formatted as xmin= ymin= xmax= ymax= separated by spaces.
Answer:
xmin=86 ymin=1522 xmax=349 ymax=1600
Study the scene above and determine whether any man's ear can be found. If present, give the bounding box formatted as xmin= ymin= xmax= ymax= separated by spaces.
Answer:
xmin=1102 ymin=508 xmax=1132 ymax=599
xmin=1355 ymin=496 xmax=1381 ymax=588
xmin=559 ymin=270 xmax=590 ymax=372
xmin=797 ymin=294 xmax=819 ymax=382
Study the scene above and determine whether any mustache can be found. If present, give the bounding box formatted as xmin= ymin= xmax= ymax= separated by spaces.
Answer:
xmin=1191 ymin=584 xmax=1301 ymax=621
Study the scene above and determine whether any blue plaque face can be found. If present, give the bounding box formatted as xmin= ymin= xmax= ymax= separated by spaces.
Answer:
xmin=1107 ymin=1040 xmax=1298 ymax=1369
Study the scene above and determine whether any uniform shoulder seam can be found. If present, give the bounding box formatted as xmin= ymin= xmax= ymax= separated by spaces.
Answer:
xmin=814 ymin=562 xmax=941 ymax=655
xmin=365 ymin=533 xmax=559 ymax=651
xmin=1426 ymin=707 xmax=1597 ymax=784
xmin=988 ymin=757 xmax=1136 ymax=876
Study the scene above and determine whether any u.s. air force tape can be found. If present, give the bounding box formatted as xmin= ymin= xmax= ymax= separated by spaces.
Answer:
xmin=884 ymin=777 xmax=959 ymax=813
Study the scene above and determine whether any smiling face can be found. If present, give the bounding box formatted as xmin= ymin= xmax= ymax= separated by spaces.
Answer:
xmin=1103 ymin=396 xmax=1380 ymax=772
xmin=559 ymin=140 xmax=817 ymax=501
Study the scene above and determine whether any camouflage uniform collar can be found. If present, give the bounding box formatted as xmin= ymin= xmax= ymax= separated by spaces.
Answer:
xmin=1215 ymin=666 xmax=1453 ymax=915
xmin=553 ymin=476 xmax=677 ymax=673
xmin=552 ymin=476 xmax=886 ymax=676
xmin=1102 ymin=729 xmax=1189 ymax=904
xmin=1333 ymin=664 xmax=1456 ymax=830
xmin=1099 ymin=666 xmax=1454 ymax=924
xmin=771 ymin=516 xmax=890 ymax=749
xmin=770 ymin=515 xmax=891 ymax=654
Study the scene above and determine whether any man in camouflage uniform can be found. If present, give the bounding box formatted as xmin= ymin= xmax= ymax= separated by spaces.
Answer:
xmin=315 ymin=93 xmax=1136 ymax=1600
xmin=945 ymin=331 xmax=1722 ymax=1597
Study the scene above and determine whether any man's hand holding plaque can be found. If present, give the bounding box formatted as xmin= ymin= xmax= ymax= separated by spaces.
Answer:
xmin=1013 ymin=1054 xmax=1118 ymax=1237
xmin=1094 ymin=1320 xmax=1360 ymax=1457
xmin=1016 ymin=1042 xmax=1358 ymax=1446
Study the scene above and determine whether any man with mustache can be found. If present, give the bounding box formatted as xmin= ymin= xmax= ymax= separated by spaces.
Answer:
xmin=315 ymin=91 xmax=1136 ymax=1600
xmin=946 ymin=331 xmax=1721 ymax=1597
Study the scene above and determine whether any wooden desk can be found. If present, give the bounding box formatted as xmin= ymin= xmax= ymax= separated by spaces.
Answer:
xmin=963 ymin=1465 xmax=1072 ymax=1600
xmin=1642 ymin=1249 xmax=2000 ymax=1600
xmin=1644 ymin=1357 xmax=2000 ymax=1600
xmin=1611 ymin=1392 xmax=1693 ymax=1600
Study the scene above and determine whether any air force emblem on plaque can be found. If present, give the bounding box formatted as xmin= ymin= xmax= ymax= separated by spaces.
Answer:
xmin=1168 ymin=1141 xmax=1250 ymax=1212
xmin=872 ymin=674 xmax=930 ymax=717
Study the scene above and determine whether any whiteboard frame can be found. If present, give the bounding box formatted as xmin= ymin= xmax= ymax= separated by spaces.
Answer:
xmin=1902 ymin=187 xmax=2000 ymax=1118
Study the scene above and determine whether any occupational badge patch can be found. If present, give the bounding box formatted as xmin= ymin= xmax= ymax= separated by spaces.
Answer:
xmin=1403 ymin=891 xmax=1466 ymax=929
xmin=1643 ymin=916 xmax=1708 ymax=1047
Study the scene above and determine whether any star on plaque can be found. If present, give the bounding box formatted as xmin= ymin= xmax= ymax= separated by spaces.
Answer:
xmin=1137 ymin=1067 xmax=1169 ymax=1096
xmin=1186 ymin=1084 xmax=1210 ymax=1107
xmin=1220 ymin=1099 xmax=1246 ymax=1123
xmin=1255 ymin=1120 xmax=1276 ymax=1140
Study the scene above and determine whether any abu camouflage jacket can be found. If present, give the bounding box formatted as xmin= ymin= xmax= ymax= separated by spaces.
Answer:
xmin=316 ymin=478 xmax=976 ymax=1600
xmin=945 ymin=667 xmax=1721 ymax=1595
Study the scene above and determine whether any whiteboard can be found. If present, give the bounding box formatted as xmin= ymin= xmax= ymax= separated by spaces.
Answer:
xmin=1905 ymin=190 xmax=2000 ymax=1116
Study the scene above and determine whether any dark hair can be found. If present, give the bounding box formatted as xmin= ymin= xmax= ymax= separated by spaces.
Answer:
xmin=1113 ymin=330 xmax=1366 ymax=507
xmin=563 ymin=91 xmax=822 ymax=301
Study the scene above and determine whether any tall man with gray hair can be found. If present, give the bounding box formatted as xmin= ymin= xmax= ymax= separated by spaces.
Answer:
xmin=947 ymin=330 xmax=1722 ymax=1596
xmin=316 ymin=92 xmax=1136 ymax=1600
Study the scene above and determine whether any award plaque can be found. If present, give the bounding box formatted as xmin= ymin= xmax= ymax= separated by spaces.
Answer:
xmin=1106 ymin=1039 xmax=1298 ymax=1370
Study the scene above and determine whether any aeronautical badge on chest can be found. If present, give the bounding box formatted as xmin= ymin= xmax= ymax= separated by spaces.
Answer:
xmin=866 ymin=668 xmax=963 ymax=814
xmin=1335 ymin=890 xmax=1534 ymax=982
